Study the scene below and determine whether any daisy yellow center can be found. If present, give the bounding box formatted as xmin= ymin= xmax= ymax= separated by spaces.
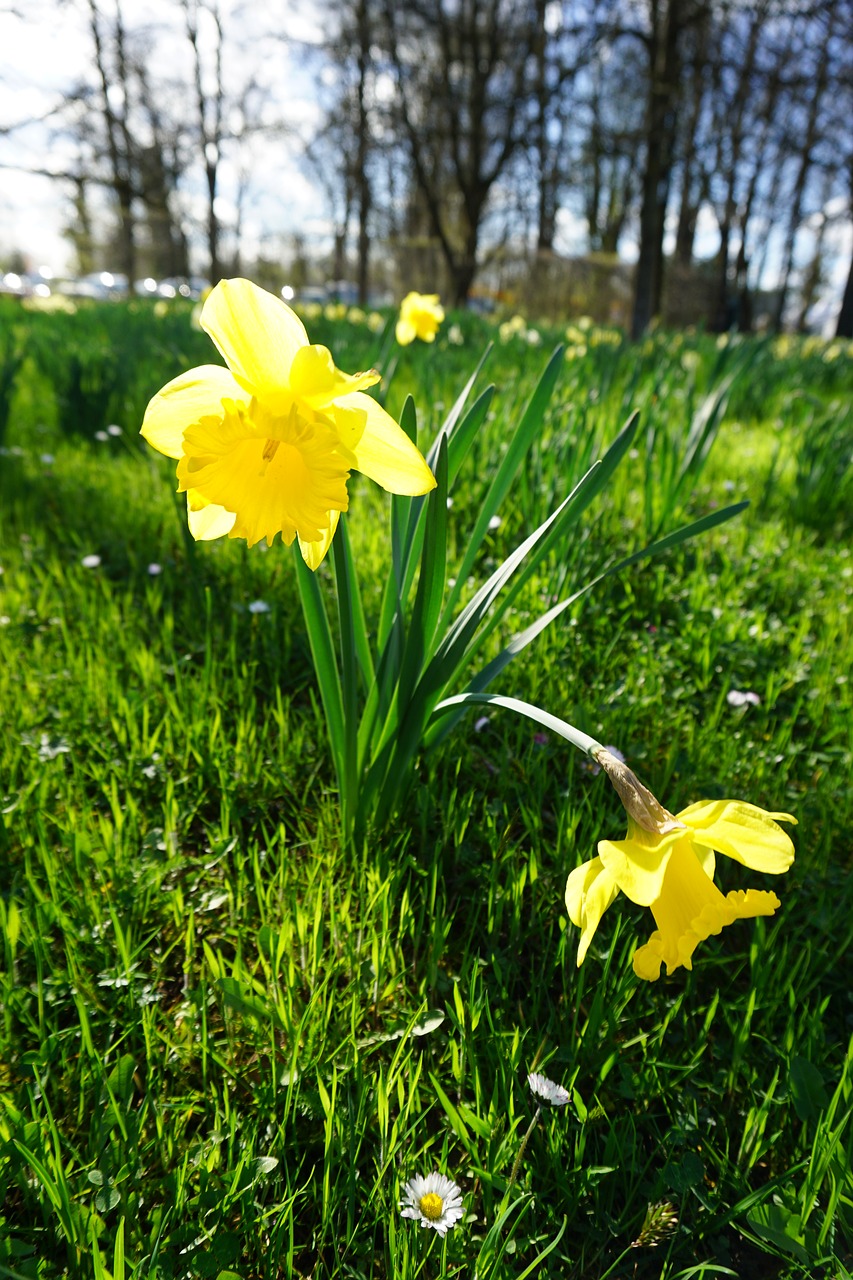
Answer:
xmin=418 ymin=1192 xmax=444 ymax=1220
xmin=176 ymin=399 xmax=354 ymax=548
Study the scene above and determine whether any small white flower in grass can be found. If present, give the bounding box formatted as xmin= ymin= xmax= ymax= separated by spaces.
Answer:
xmin=400 ymin=1172 xmax=463 ymax=1236
xmin=727 ymin=689 xmax=760 ymax=707
xmin=40 ymin=453 xmax=55 ymax=465
xmin=107 ymin=424 xmax=123 ymax=437
xmin=81 ymin=554 xmax=102 ymax=569
xmin=147 ymin=562 xmax=162 ymax=576
xmin=248 ymin=599 xmax=271 ymax=614
xmin=527 ymin=1072 xmax=570 ymax=1106
xmin=94 ymin=431 xmax=109 ymax=442
xmin=488 ymin=514 xmax=502 ymax=531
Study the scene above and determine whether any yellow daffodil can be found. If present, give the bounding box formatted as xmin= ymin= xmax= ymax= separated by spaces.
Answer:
xmin=395 ymin=292 xmax=445 ymax=345
xmin=141 ymin=278 xmax=436 ymax=569
xmin=566 ymin=750 xmax=795 ymax=980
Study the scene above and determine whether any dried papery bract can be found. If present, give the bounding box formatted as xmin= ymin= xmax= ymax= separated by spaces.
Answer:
xmin=593 ymin=746 xmax=683 ymax=834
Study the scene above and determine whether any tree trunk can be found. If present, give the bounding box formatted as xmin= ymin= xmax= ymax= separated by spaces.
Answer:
xmin=673 ymin=13 xmax=708 ymax=268
xmin=186 ymin=0 xmax=225 ymax=284
xmin=88 ymin=0 xmax=136 ymax=281
xmin=710 ymin=6 xmax=764 ymax=331
xmin=206 ymin=160 xmax=221 ymax=284
xmin=674 ymin=184 xmax=700 ymax=266
xmin=770 ymin=4 xmax=835 ymax=331
xmin=631 ymin=0 xmax=682 ymax=339
xmin=835 ymin=251 xmax=853 ymax=338
xmin=355 ymin=0 xmax=371 ymax=304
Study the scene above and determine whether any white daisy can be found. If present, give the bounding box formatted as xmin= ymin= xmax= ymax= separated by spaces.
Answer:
xmin=400 ymin=1172 xmax=463 ymax=1237
xmin=527 ymin=1072 xmax=570 ymax=1106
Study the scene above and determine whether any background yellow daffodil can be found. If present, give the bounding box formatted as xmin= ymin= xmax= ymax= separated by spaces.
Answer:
xmin=141 ymin=278 xmax=436 ymax=569
xmin=395 ymin=292 xmax=445 ymax=345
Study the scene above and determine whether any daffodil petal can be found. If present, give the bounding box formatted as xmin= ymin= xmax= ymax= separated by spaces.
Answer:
xmin=186 ymin=494 xmax=237 ymax=540
xmin=565 ymin=856 xmax=619 ymax=965
xmin=330 ymin=401 xmax=368 ymax=456
xmin=201 ymin=278 xmax=308 ymax=401
xmin=679 ymin=800 xmax=796 ymax=874
xmin=395 ymin=318 xmax=417 ymax=345
xmin=598 ymin=823 xmax=685 ymax=906
xmin=141 ymin=365 xmax=246 ymax=459
xmin=340 ymin=392 xmax=436 ymax=495
xmin=289 ymin=344 xmax=379 ymax=409
xmin=298 ymin=509 xmax=341 ymax=570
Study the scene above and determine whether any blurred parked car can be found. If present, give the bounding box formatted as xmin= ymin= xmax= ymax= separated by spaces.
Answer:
xmin=294 ymin=281 xmax=391 ymax=307
xmin=134 ymin=276 xmax=209 ymax=300
xmin=1 ymin=271 xmax=53 ymax=298
xmin=60 ymin=272 xmax=129 ymax=299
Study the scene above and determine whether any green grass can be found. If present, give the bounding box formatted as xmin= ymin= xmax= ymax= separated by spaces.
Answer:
xmin=1 ymin=300 xmax=852 ymax=1279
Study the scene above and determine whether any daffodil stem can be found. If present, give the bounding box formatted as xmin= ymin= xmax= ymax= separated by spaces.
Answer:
xmin=372 ymin=315 xmax=397 ymax=388
xmin=432 ymin=693 xmax=605 ymax=759
xmin=332 ymin=525 xmax=359 ymax=844
xmin=508 ymin=1105 xmax=541 ymax=1189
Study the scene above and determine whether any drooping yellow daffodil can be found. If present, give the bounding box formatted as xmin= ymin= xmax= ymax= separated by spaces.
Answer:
xmin=395 ymin=292 xmax=445 ymax=345
xmin=566 ymin=749 xmax=795 ymax=981
xmin=141 ymin=278 xmax=436 ymax=568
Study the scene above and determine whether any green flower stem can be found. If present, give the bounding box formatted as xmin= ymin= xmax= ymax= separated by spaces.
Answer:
xmin=331 ymin=526 xmax=360 ymax=845
xmin=431 ymin=693 xmax=605 ymax=759
xmin=508 ymin=1104 xmax=541 ymax=1190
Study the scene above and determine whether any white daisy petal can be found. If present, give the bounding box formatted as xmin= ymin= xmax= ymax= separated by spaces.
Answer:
xmin=527 ymin=1072 xmax=570 ymax=1106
